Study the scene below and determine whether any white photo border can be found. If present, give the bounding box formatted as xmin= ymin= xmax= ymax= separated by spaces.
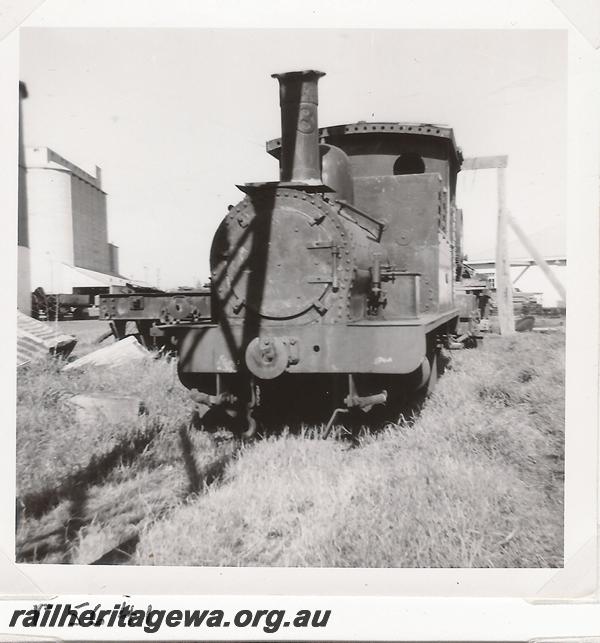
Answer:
xmin=0 ymin=0 xmax=597 ymax=610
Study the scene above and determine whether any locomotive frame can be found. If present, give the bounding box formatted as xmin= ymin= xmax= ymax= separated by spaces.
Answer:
xmin=153 ymin=70 xmax=479 ymax=436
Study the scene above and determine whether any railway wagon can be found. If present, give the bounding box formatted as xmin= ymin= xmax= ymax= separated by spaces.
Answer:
xmin=98 ymin=287 xmax=211 ymax=348
xmin=157 ymin=70 xmax=477 ymax=436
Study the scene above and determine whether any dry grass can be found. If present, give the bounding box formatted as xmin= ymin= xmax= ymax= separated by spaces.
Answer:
xmin=16 ymin=324 xmax=238 ymax=563
xmin=134 ymin=331 xmax=564 ymax=567
xmin=16 ymin=323 xmax=564 ymax=567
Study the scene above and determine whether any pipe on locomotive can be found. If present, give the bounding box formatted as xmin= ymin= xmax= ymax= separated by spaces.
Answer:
xmin=271 ymin=70 xmax=325 ymax=185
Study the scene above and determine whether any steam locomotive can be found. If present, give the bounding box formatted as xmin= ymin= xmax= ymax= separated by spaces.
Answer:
xmin=107 ymin=70 xmax=478 ymax=436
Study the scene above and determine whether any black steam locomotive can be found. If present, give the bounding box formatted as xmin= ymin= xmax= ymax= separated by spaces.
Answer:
xmin=104 ymin=70 xmax=478 ymax=436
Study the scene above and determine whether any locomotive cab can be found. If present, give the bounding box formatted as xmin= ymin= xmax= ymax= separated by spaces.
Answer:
xmin=267 ymin=121 xmax=464 ymax=320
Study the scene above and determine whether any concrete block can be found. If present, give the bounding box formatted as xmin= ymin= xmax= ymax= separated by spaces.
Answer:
xmin=63 ymin=336 xmax=149 ymax=371
xmin=68 ymin=394 xmax=145 ymax=426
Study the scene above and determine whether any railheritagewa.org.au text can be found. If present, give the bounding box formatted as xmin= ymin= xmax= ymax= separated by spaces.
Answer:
xmin=9 ymin=602 xmax=332 ymax=634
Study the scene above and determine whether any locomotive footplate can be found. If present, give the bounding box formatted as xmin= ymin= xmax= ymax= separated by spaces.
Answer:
xmin=170 ymin=309 xmax=459 ymax=380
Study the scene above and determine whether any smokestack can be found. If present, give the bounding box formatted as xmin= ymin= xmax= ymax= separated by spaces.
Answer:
xmin=271 ymin=70 xmax=325 ymax=184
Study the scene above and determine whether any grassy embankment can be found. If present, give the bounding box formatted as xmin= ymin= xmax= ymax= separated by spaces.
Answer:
xmin=16 ymin=322 xmax=564 ymax=566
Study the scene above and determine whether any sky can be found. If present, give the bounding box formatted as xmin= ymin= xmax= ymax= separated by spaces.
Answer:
xmin=19 ymin=28 xmax=566 ymax=288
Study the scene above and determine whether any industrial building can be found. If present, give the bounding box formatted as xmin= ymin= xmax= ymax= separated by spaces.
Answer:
xmin=17 ymin=80 xmax=136 ymax=317
xmin=20 ymin=145 xmax=128 ymax=307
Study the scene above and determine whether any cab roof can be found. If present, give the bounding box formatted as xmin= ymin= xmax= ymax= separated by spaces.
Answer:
xmin=266 ymin=121 xmax=463 ymax=166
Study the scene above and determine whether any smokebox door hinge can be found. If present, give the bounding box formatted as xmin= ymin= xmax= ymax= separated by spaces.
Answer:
xmin=307 ymin=240 xmax=340 ymax=291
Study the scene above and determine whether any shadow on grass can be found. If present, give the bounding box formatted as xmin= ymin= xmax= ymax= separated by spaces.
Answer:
xmin=83 ymin=427 xmax=239 ymax=565
xmin=17 ymin=420 xmax=239 ymax=564
xmin=90 ymin=532 xmax=140 ymax=565
xmin=18 ymin=422 xmax=164 ymax=521
xmin=16 ymin=483 xmax=91 ymax=564
xmin=61 ymin=482 xmax=88 ymax=564
xmin=179 ymin=424 xmax=238 ymax=495
xmin=16 ymin=421 xmax=164 ymax=563
xmin=16 ymin=527 xmax=65 ymax=562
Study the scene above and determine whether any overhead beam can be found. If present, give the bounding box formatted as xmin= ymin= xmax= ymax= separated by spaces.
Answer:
xmin=465 ymin=257 xmax=566 ymax=269
xmin=507 ymin=213 xmax=567 ymax=303
xmin=462 ymin=155 xmax=508 ymax=171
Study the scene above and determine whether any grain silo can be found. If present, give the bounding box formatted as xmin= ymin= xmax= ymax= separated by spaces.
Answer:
xmin=24 ymin=146 xmax=121 ymax=296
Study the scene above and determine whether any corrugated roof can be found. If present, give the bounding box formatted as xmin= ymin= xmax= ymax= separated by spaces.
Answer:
xmin=17 ymin=311 xmax=76 ymax=367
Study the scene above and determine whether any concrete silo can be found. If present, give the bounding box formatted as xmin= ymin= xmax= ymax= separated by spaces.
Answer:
xmin=24 ymin=147 xmax=119 ymax=297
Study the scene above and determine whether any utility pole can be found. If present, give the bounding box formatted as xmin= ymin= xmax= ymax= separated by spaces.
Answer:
xmin=495 ymin=164 xmax=515 ymax=334
xmin=462 ymin=155 xmax=514 ymax=334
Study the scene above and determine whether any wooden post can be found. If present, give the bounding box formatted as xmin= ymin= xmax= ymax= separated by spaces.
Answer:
xmin=507 ymin=213 xmax=566 ymax=303
xmin=496 ymin=166 xmax=515 ymax=334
